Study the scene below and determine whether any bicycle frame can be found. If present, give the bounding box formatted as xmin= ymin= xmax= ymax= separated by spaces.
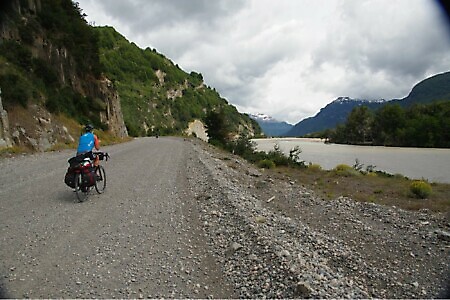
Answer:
xmin=68 ymin=152 xmax=109 ymax=202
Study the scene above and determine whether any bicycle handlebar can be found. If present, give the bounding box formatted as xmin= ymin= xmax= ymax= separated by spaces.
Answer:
xmin=93 ymin=152 xmax=110 ymax=161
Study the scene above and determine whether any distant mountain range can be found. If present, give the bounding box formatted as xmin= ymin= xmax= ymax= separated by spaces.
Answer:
xmin=249 ymin=113 xmax=293 ymax=137
xmin=285 ymin=97 xmax=387 ymax=136
xmin=286 ymin=71 xmax=450 ymax=137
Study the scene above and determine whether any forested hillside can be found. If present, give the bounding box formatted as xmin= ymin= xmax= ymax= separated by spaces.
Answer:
xmin=96 ymin=26 xmax=260 ymax=137
xmin=396 ymin=72 xmax=450 ymax=106
xmin=328 ymin=101 xmax=450 ymax=148
xmin=288 ymin=72 xmax=450 ymax=137
xmin=286 ymin=97 xmax=385 ymax=137
xmin=0 ymin=0 xmax=260 ymax=151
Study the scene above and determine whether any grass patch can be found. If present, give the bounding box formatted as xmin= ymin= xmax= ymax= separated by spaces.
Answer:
xmin=333 ymin=164 xmax=361 ymax=177
xmin=308 ymin=163 xmax=322 ymax=172
xmin=257 ymin=159 xmax=276 ymax=169
xmin=276 ymin=166 xmax=450 ymax=213
xmin=48 ymin=142 xmax=77 ymax=151
xmin=95 ymin=129 xmax=133 ymax=146
xmin=0 ymin=145 xmax=32 ymax=158
xmin=55 ymin=114 xmax=133 ymax=147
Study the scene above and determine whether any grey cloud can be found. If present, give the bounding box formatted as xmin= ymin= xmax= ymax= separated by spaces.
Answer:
xmin=93 ymin=0 xmax=247 ymax=32
xmin=309 ymin=0 xmax=450 ymax=101
xmin=78 ymin=0 xmax=450 ymax=123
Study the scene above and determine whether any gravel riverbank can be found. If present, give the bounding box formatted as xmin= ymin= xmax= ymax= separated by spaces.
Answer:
xmin=187 ymin=139 xmax=449 ymax=298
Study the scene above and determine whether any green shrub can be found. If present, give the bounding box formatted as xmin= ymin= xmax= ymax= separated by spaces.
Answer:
xmin=230 ymin=136 xmax=255 ymax=157
xmin=375 ymin=170 xmax=394 ymax=178
xmin=333 ymin=164 xmax=360 ymax=177
xmin=0 ymin=73 xmax=31 ymax=107
xmin=267 ymin=144 xmax=290 ymax=166
xmin=243 ymin=151 xmax=270 ymax=164
xmin=410 ymin=180 xmax=432 ymax=199
xmin=0 ymin=40 xmax=33 ymax=70
xmin=267 ymin=151 xmax=290 ymax=166
xmin=258 ymin=159 xmax=275 ymax=169
xmin=308 ymin=163 xmax=322 ymax=171
xmin=334 ymin=164 xmax=352 ymax=172
xmin=32 ymin=58 xmax=58 ymax=86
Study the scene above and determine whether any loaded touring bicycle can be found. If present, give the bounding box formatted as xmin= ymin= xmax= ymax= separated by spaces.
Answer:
xmin=64 ymin=151 xmax=109 ymax=202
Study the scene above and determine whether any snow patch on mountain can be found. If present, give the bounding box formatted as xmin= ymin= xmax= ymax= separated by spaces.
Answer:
xmin=333 ymin=97 xmax=388 ymax=104
xmin=249 ymin=113 xmax=293 ymax=136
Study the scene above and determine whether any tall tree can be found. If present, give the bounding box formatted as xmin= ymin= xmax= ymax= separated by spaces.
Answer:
xmin=372 ymin=104 xmax=405 ymax=146
xmin=345 ymin=106 xmax=373 ymax=144
xmin=204 ymin=110 xmax=229 ymax=146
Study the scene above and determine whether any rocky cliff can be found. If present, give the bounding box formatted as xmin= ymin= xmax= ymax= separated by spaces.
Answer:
xmin=0 ymin=90 xmax=12 ymax=148
xmin=0 ymin=0 xmax=127 ymax=151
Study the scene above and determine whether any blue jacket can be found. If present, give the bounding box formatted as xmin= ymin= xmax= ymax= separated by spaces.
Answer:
xmin=77 ymin=132 xmax=95 ymax=154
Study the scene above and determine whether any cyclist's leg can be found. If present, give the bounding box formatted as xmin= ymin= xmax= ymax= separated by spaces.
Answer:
xmin=95 ymin=165 xmax=102 ymax=180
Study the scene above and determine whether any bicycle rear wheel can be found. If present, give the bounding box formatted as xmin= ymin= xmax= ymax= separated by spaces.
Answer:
xmin=94 ymin=165 xmax=106 ymax=194
xmin=74 ymin=173 xmax=90 ymax=202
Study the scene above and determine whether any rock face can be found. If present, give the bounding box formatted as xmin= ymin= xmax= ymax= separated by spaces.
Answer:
xmin=185 ymin=120 xmax=208 ymax=142
xmin=95 ymin=77 xmax=128 ymax=138
xmin=0 ymin=89 xmax=13 ymax=149
xmin=8 ymin=104 xmax=76 ymax=151
xmin=0 ymin=0 xmax=128 ymax=150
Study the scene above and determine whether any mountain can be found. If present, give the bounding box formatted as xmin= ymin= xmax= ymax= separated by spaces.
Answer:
xmin=393 ymin=71 xmax=450 ymax=107
xmin=286 ymin=98 xmax=386 ymax=137
xmin=0 ymin=0 xmax=260 ymax=151
xmin=249 ymin=113 xmax=293 ymax=136
xmin=95 ymin=26 xmax=260 ymax=137
xmin=287 ymin=71 xmax=450 ymax=137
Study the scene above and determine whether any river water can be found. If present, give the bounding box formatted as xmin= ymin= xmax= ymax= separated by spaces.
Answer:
xmin=252 ymin=138 xmax=450 ymax=183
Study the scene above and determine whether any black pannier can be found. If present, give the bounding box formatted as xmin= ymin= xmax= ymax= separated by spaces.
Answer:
xmin=64 ymin=154 xmax=96 ymax=188
xmin=64 ymin=168 xmax=76 ymax=188
xmin=64 ymin=166 xmax=96 ymax=188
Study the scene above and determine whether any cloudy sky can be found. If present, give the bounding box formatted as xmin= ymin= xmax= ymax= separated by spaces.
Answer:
xmin=76 ymin=0 xmax=450 ymax=124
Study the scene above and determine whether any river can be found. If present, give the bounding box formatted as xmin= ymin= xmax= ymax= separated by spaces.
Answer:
xmin=252 ymin=138 xmax=450 ymax=183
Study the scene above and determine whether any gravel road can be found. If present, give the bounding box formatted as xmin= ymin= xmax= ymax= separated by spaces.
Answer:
xmin=0 ymin=137 xmax=235 ymax=298
xmin=0 ymin=137 xmax=449 ymax=298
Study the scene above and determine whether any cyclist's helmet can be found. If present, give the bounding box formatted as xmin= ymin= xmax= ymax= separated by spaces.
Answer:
xmin=85 ymin=124 xmax=94 ymax=132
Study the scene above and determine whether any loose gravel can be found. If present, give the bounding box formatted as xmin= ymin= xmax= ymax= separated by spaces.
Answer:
xmin=187 ymin=139 xmax=449 ymax=299
xmin=0 ymin=137 xmax=448 ymax=298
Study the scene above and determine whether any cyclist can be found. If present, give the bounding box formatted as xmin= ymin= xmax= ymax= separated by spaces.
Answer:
xmin=76 ymin=124 xmax=100 ymax=166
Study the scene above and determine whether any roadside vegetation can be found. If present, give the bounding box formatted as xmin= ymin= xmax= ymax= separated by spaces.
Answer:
xmin=276 ymin=163 xmax=449 ymax=213
xmin=205 ymin=117 xmax=450 ymax=213
xmin=258 ymin=145 xmax=448 ymax=213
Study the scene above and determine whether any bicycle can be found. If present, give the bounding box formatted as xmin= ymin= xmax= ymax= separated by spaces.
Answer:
xmin=65 ymin=152 xmax=110 ymax=202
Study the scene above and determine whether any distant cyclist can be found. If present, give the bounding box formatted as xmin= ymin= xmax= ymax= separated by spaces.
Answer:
xmin=76 ymin=124 xmax=100 ymax=166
